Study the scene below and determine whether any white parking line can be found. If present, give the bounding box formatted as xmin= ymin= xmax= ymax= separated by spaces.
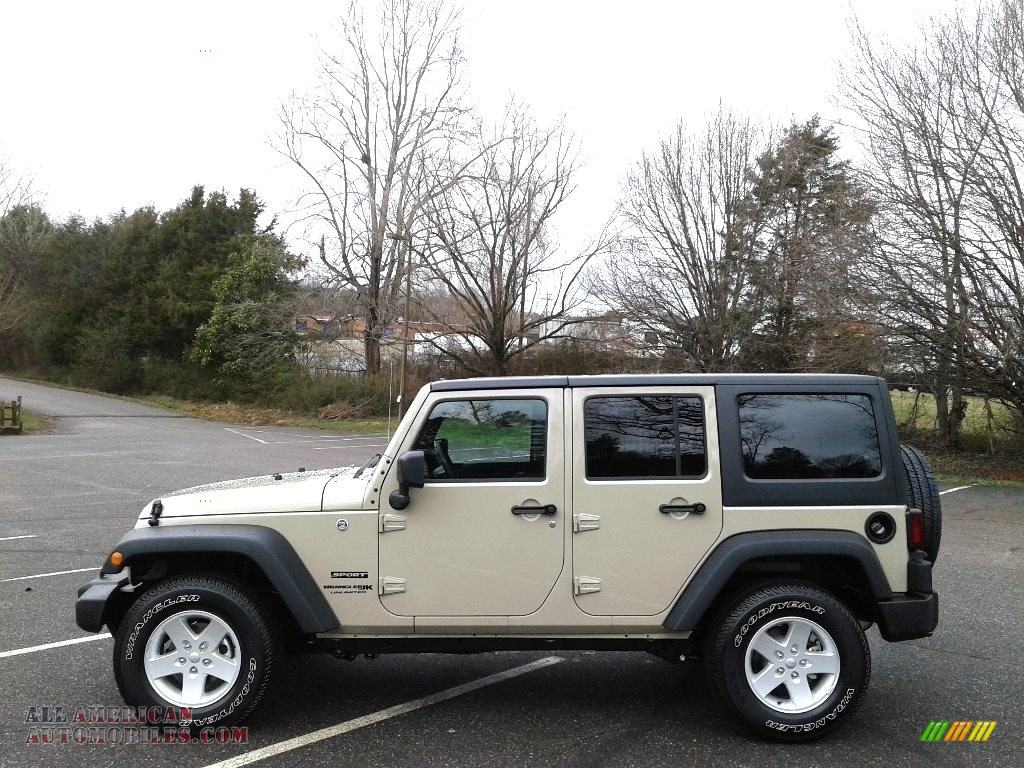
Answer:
xmin=199 ymin=656 xmax=564 ymax=768
xmin=246 ymin=429 xmax=385 ymax=441
xmin=0 ymin=535 xmax=38 ymax=542
xmin=259 ymin=437 xmax=388 ymax=445
xmin=223 ymin=427 xmax=387 ymax=446
xmin=0 ymin=633 xmax=112 ymax=659
xmin=313 ymin=444 xmax=388 ymax=450
xmin=939 ymin=485 xmax=974 ymax=495
xmin=2 ymin=567 xmax=96 ymax=582
xmin=223 ymin=428 xmax=267 ymax=444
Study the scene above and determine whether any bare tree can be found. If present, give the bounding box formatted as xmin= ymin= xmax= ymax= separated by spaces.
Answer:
xmin=0 ymin=255 xmax=32 ymax=336
xmin=959 ymin=0 xmax=1024 ymax=415
xmin=0 ymin=154 xmax=33 ymax=218
xmin=0 ymin=156 xmax=46 ymax=341
xmin=843 ymin=1 xmax=1024 ymax=444
xmin=414 ymin=107 xmax=600 ymax=376
xmin=597 ymin=108 xmax=763 ymax=372
xmin=278 ymin=0 xmax=465 ymax=376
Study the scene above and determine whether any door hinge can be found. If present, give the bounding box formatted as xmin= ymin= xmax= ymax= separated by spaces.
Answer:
xmin=573 ymin=512 xmax=601 ymax=532
xmin=573 ymin=576 xmax=602 ymax=595
xmin=379 ymin=513 xmax=406 ymax=532
xmin=380 ymin=576 xmax=406 ymax=595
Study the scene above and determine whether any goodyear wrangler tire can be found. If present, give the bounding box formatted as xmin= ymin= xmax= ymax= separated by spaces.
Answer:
xmin=705 ymin=582 xmax=870 ymax=742
xmin=113 ymin=575 xmax=274 ymax=727
xmin=900 ymin=443 xmax=942 ymax=563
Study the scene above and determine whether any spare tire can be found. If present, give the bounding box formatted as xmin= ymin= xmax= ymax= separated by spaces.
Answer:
xmin=899 ymin=444 xmax=941 ymax=563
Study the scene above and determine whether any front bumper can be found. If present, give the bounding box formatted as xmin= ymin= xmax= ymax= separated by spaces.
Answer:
xmin=75 ymin=570 xmax=131 ymax=633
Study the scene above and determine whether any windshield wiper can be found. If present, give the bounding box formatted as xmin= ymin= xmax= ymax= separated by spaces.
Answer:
xmin=353 ymin=453 xmax=382 ymax=479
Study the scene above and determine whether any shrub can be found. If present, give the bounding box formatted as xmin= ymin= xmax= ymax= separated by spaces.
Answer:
xmin=71 ymin=328 xmax=142 ymax=394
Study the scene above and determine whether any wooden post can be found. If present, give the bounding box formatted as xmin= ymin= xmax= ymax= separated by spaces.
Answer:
xmin=2 ymin=396 xmax=23 ymax=433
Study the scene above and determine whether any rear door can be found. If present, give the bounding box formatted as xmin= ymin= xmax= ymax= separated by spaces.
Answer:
xmin=570 ymin=386 xmax=723 ymax=616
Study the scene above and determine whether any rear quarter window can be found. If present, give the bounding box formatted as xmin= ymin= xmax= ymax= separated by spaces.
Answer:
xmin=737 ymin=394 xmax=882 ymax=479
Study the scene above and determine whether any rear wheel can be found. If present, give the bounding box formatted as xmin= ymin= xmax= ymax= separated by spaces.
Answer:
xmin=900 ymin=443 xmax=941 ymax=562
xmin=705 ymin=581 xmax=870 ymax=741
xmin=113 ymin=575 xmax=274 ymax=727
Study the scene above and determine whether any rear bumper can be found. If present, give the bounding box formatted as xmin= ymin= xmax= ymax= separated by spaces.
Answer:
xmin=876 ymin=552 xmax=938 ymax=641
xmin=75 ymin=570 xmax=131 ymax=633
xmin=876 ymin=592 xmax=938 ymax=641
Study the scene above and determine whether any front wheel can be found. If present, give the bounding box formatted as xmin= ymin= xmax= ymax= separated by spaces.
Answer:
xmin=113 ymin=575 xmax=275 ymax=727
xmin=704 ymin=582 xmax=870 ymax=741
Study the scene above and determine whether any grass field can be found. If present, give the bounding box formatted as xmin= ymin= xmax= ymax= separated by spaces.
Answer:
xmin=138 ymin=395 xmax=392 ymax=435
xmin=889 ymin=390 xmax=1022 ymax=484
xmin=434 ymin=418 xmax=535 ymax=451
xmin=890 ymin=390 xmax=1018 ymax=451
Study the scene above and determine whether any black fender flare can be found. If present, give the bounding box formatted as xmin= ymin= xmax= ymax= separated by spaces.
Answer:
xmin=662 ymin=530 xmax=893 ymax=631
xmin=102 ymin=524 xmax=339 ymax=633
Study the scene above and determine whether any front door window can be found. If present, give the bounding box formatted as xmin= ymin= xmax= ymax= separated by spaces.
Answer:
xmin=412 ymin=398 xmax=547 ymax=481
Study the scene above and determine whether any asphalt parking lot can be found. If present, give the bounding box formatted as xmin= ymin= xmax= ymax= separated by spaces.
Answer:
xmin=1 ymin=377 xmax=1021 ymax=767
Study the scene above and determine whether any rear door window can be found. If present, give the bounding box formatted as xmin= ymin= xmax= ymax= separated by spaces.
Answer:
xmin=584 ymin=396 xmax=706 ymax=479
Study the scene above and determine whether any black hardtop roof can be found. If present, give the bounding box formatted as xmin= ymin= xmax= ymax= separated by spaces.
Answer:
xmin=430 ymin=373 xmax=885 ymax=392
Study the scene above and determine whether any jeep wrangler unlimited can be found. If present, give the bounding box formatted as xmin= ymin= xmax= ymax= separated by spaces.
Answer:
xmin=76 ymin=374 xmax=939 ymax=741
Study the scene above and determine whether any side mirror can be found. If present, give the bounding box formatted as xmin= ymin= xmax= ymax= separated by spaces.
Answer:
xmin=389 ymin=450 xmax=426 ymax=510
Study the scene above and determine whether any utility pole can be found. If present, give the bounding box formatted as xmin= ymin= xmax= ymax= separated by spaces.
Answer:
xmin=399 ymin=246 xmax=415 ymax=417
xmin=392 ymin=234 xmax=414 ymax=420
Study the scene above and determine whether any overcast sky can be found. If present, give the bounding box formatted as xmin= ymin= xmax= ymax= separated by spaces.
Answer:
xmin=0 ymin=0 xmax=955 ymax=260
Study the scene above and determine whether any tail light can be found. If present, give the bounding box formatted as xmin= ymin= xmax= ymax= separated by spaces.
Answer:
xmin=907 ymin=508 xmax=925 ymax=550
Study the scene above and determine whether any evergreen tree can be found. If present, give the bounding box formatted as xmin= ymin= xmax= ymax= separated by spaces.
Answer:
xmin=190 ymin=235 xmax=303 ymax=395
xmin=740 ymin=118 xmax=877 ymax=371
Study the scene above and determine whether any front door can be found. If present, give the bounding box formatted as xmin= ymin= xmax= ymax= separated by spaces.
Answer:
xmin=378 ymin=390 xmax=564 ymax=617
xmin=570 ymin=386 xmax=723 ymax=616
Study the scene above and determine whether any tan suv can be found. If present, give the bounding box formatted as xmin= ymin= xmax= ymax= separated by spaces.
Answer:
xmin=76 ymin=374 xmax=940 ymax=740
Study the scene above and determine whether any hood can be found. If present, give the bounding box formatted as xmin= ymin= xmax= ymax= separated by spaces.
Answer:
xmin=138 ymin=467 xmax=368 ymax=521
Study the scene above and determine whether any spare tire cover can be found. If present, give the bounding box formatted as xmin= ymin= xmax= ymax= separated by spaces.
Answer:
xmin=900 ymin=443 xmax=942 ymax=563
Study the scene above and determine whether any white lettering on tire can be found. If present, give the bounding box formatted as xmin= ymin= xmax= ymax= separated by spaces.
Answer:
xmin=181 ymin=657 xmax=258 ymax=727
xmin=124 ymin=594 xmax=200 ymax=660
xmin=734 ymin=601 xmax=825 ymax=648
xmin=764 ymin=688 xmax=856 ymax=732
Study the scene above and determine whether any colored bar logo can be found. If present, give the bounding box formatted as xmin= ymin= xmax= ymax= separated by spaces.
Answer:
xmin=920 ymin=721 xmax=997 ymax=742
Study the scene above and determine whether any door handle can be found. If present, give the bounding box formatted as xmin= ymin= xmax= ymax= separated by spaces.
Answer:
xmin=659 ymin=502 xmax=706 ymax=515
xmin=512 ymin=504 xmax=557 ymax=516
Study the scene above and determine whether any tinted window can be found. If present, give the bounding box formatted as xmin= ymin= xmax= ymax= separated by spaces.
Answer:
xmin=738 ymin=394 xmax=882 ymax=479
xmin=413 ymin=399 xmax=546 ymax=481
xmin=585 ymin=396 xmax=706 ymax=479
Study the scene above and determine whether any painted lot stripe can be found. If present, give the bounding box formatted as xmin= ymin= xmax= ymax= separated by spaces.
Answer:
xmin=223 ymin=428 xmax=267 ymax=444
xmin=223 ymin=428 xmax=386 ymax=446
xmin=313 ymin=443 xmax=388 ymax=450
xmin=258 ymin=437 xmax=387 ymax=445
xmin=224 ymin=427 xmax=388 ymax=444
xmin=939 ymin=485 xmax=974 ymax=496
xmin=0 ymin=633 xmax=111 ymax=659
xmin=246 ymin=429 xmax=386 ymax=441
xmin=0 ymin=535 xmax=38 ymax=541
xmin=199 ymin=656 xmax=564 ymax=768
xmin=2 ymin=567 xmax=96 ymax=582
